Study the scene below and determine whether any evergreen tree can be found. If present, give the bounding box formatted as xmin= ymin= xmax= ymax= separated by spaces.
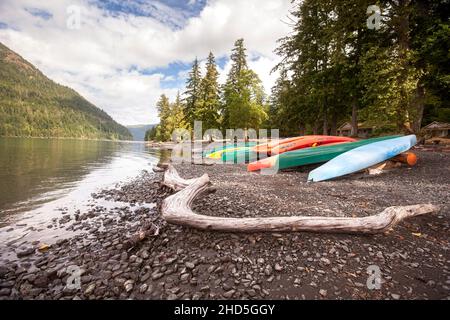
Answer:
xmin=155 ymin=94 xmax=171 ymax=141
xmin=228 ymin=39 xmax=248 ymax=88
xmin=271 ymin=0 xmax=445 ymax=135
xmin=183 ymin=58 xmax=202 ymax=129
xmin=170 ymin=92 xmax=187 ymax=137
xmin=144 ymin=126 xmax=157 ymax=141
xmin=198 ymin=52 xmax=221 ymax=134
xmin=222 ymin=39 xmax=267 ymax=131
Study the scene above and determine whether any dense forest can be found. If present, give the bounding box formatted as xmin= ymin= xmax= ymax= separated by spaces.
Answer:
xmin=147 ymin=0 xmax=449 ymax=141
xmin=0 ymin=42 xmax=132 ymax=140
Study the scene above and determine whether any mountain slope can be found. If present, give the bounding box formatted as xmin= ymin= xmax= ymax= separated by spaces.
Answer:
xmin=126 ymin=124 xmax=156 ymax=141
xmin=0 ymin=42 xmax=132 ymax=140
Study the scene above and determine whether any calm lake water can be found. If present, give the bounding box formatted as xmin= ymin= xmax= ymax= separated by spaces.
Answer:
xmin=0 ymin=137 xmax=168 ymax=254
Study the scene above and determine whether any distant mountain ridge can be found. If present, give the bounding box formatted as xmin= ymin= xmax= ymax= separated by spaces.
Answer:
xmin=0 ymin=42 xmax=132 ymax=140
xmin=126 ymin=124 xmax=156 ymax=141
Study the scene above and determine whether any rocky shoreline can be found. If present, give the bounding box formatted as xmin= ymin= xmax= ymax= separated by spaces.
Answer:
xmin=0 ymin=150 xmax=449 ymax=300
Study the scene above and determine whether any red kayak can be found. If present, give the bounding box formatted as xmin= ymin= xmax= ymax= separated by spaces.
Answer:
xmin=270 ymin=136 xmax=356 ymax=154
xmin=253 ymin=135 xmax=356 ymax=155
xmin=252 ymin=136 xmax=303 ymax=154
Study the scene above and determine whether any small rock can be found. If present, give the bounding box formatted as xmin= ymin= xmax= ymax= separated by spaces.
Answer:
xmin=167 ymin=293 xmax=178 ymax=300
xmin=139 ymin=283 xmax=148 ymax=294
xmin=16 ymin=247 xmax=35 ymax=258
xmin=264 ymin=265 xmax=273 ymax=276
xmin=319 ymin=289 xmax=327 ymax=297
xmin=152 ymin=272 xmax=164 ymax=280
xmin=124 ymin=280 xmax=134 ymax=292
xmin=247 ymin=289 xmax=256 ymax=297
xmin=185 ymin=262 xmax=195 ymax=269
xmin=223 ymin=289 xmax=235 ymax=299
xmin=391 ymin=293 xmax=400 ymax=300
xmin=0 ymin=288 xmax=11 ymax=296
xmin=180 ymin=273 xmax=190 ymax=281
xmin=33 ymin=275 xmax=49 ymax=288
xmin=84 ymin=283 xmax=96 ymax=295
xmin=274 ymin=263 xmax=283 ymax=271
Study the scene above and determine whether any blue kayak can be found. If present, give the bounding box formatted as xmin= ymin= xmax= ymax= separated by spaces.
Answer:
xmin=308 ymin=135 xmax=417 ymax=182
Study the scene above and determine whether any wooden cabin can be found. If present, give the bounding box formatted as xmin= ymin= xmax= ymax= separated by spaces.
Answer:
xmin=422 ymin=121 xmax=450 ymax=138
xmin=337 ymin=122 xmax=373 ymax=138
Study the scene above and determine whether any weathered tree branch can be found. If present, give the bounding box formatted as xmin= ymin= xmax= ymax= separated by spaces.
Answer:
xmin=162 ymin=164 xmax=200 ymax=191
xmin=161 ymin=167 xmax=438 ymax=234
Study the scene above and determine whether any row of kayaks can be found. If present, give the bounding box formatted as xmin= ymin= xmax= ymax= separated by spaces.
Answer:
xmin=204 ymin=134 xmax=418 ymax=181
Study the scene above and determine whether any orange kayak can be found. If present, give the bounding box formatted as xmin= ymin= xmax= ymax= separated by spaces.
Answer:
xmin=270 ymin=136 xmax=356 ymax=154
xmin=253 ymin=135 xmax=356 ymax=155
xmin=253 ymin=136 xmax=304 ymax=154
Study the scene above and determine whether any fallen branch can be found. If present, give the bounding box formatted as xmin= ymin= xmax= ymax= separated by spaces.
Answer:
xmin=124 ymin=221 xmax=159 ymax=250
xmin=162 ymin=164 xmax=199 ymax=191
xmin=161 ymin=168 xmax=438 ymax=234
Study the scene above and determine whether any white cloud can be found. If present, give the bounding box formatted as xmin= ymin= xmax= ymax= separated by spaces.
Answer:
xmin=0 ymin=0 xmax=292 ymax=125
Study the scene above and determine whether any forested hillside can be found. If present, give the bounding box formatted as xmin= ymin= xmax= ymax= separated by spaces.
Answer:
xmin=126 ymin=124 xmax=156 ymax=141
xmin=0 ymin=42 xmax=132 ymax=140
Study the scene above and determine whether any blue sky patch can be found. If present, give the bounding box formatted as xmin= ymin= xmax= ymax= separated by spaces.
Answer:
xmin=25 ymin=8 xmax=53 ymax=20
xmin=89 ymin=0 xmax=207 ymax=30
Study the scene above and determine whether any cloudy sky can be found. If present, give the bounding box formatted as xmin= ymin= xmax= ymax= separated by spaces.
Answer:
xmin=0 ymin=0 xmax=293 ymax=125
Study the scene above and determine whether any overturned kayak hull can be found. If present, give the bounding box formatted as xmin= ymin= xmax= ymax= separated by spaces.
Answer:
xmin=226 ymin=135 xmax=357 ymax=163
xmin=308 ymin=135 xmax=417 ymax=182
xmin=247 ymin=135 xmax=401 ymax=171
xmin=222 ymin=148 xmax=262 ymax=163
xmin=271 ymin=136 xmax=356 ymax=154
xmin=203 ymin=142 xmax=257 ymax=157
xmin=253 ymin=136 xmax=304 ymax=154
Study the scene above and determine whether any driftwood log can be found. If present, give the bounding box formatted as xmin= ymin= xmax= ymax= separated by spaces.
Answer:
xmin=161 ymin=166 xmax=438 ymax=234
xmin=162 ymin=164 xmax=200 ymax=191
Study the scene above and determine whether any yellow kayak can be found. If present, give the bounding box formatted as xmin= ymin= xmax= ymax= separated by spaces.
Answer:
xmin=206 ymin=146 xmax=247 ymax=159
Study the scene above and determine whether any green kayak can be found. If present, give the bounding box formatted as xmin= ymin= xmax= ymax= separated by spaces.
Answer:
xmin=203 ymin=142 xmax=257 ymax=157
xmin=247 ymin=135 xmax=401 ymax=171
xmin=221 ymin=147 xmax=265 ymax=163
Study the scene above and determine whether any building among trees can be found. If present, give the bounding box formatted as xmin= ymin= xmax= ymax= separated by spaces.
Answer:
xmin=422 ymin=121 xmax=450 ymax=138
xmin=337 ymin=122 xmax=373 ymax=138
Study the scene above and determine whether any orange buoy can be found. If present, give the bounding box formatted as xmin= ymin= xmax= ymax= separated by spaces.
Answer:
xmin=391 ymin=152 xmax=417 ymax=166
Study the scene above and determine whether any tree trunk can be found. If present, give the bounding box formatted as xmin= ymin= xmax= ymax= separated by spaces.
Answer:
xmin=161 ymin=166 xmax=438 ymax=234
xmin=395 ymin=0 xmax=411 ymax=133
xmin=313 ymin=121 xmax=319 ymax=135
xmin=351 ymin=99 xmax=358 ymax=137
xmin=330 ymin=112 xmax=337 ymax=136
xmin=322 ymin=107 xmax=328 ymax=135
xmin=412 ymin=80 xmax=425 ymax=134
xmin=299 ymin=123 xmax=305 ymax=136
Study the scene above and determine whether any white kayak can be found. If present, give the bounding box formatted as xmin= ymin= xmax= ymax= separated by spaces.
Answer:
xmin=308 ymin=135 xmax=417 ymax=182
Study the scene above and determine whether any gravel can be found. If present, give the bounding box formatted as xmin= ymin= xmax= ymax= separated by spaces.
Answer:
xmin=0 ymin=150 xmax=448 ymax=300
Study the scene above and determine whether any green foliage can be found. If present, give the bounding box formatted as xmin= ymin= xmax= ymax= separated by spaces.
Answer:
xmin=144 ymin=126 xmax=157 ymax=141
xmin=271 ymin=0 xmax=449 ymax=135
xmin=153 ymin=39 xmax=267 ymax=140
xmin=222 ymin=39 xmax=267 ymax=131
xmin=197 ymin=52 xmax=221 ymax=133
xmin=183 ymin=58 xmax=202 ymax=129
xmin=152 ymin=93 xmax=187 ymax=141
xmin=0 ymin=42 xmax=132 ymax=140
